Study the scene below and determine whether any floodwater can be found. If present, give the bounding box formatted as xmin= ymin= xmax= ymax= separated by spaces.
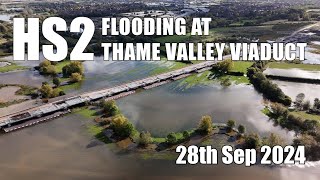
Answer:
xmin=304 ymin=41 xmax=320 ymax=64
xmin=0 ymin=70 xmax=49 ymax=87
xmin=0 ymin=55 xmax=319 ymax=179
xmin=273 ymin=80 xmax=320 ymax=103
xmin=0 ymin=54 xmax=169 ymax=92
xmin=0 ymin=106 xmax=318 ymax=179
xmin=0 ymin=14 xmax=14 ymax=22
xmin=117 ymin=82 xmax=292 ymax=138
xmin=264 ymin=68 xmax=320 ymax=79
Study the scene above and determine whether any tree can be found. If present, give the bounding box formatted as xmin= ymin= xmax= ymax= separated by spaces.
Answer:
xmin=138 ymin=131 xmax=152 ymax=147
xmin=183 ymin=130 xmax=190 ymax=140
xmin=100 ymin=100 xmax=120 ymax=117
xmin=227 ymin=119 xmax=236 ymax=129
xmin=270 ymin=103 xmax=289 ymax=118
xmin=216 ymin=59 xmax=233 ymax=73
xmin=303 ymin=119 xmax=320 ymax=133
xmin=39 ymin=84 xmax=53 ymax=98
xmin=52 ymin=88 xmax=65 ymax=97
xmin=243 ymin=133 xmax=261 ymax=149
xmin=198 ymin=115 xmax=213 ymax=134
xmin=238 ymin=124 xmax=246 ymax=134
xmin=53 ymin=77 xmax=61 ymax=87
xmin=287 ymin=114 xmax=304 ymax=131
xmin=166 ymin=133 xmax=177 ymax=145
xmin=264 ymin=133 xmax=284 ymax=147
xmin=111 ymin=115 xmax=134 ymax=138
xmin=39 ymin=60 xmax=51 ymax=68
xmin=0 ymin=24 xmax=8 ymax=33
xmin=62 ymin=61 xmax=84 ymax=77
xmin=302 ymin=100 xmax=311 ymax=111
xmin=70 ymin=73 xmax=83 ymax=83
xmin=247 ymin=65 xmax=292 ymax=106
xmin=295 ymin=93 xmax=305 ymax=110
xmin=314 ymin=98 xmax=320 ymax=109
xmin=38 ymin=60 xmax=57 ymax=76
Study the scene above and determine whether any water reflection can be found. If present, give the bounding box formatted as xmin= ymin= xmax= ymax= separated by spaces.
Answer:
xmin=264 ymin=68 xmax=320 ymax=79
xmin=0 ymin=70 xmax=49 ymax=87
xmin=0 ymin=108 xmax=316 ymax=180
xmin=0 ymin=14 xmax=15 ymax=22
xmin=117 ymin=82 xmax=293 ymax=139
xmin=273 ymin=80 xmax=320 ymax=103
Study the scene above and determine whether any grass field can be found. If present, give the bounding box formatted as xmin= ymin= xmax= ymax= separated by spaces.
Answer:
xmin=75 ymin=107 xmax=98 ymax=119
xmin=55 ymin=60 xmax=71 ymax=73
xmin=267 ymin=62 xmax=320 ymax=71
xmin=227 ymin=75 xmax=250 ymax=84
xmin=155 ymin=34 xmax=195 ymax=43
xmin=230 ymin=61 xmax=254 ymax=73
xmin=0 ymin=62 xmax=27 ymax=73
xmin=178 ymin=71 xmax=212 ymax=88
xmin=291 ymin=111 xmax=320 ymax=121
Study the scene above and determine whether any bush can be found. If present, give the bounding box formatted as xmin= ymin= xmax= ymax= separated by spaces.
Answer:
xmin=138 ymin=131 xmax=152 ymax=147
xmin=263 ymin=133 xmax=284 ymax=147
xmin=100 ymin=100 xmax=120 ymax=117
xmin=227 ymin=119 xmax=236 ymax=129
xmin=216 ymin=59 xmax=233 ymax=73
xmin=53 ymin=77 xmax=61 ymax=87
xmin=183 ymin=130 xmax=190 ymax=140
xmin=39 ymin=84 xmax=53 ymax=98
xmin=166 ymin=133 xmax=177 ymax=145
xmin=270 ymin=103 xmax=289 ymax=118
xmin=62 ymin=61 xmax=84 ymax=77
xmin=70 ymin=73 xmax=82 ymax=83
xmin=238 ymin=124 xmax=246 ymax=134
xmin=39 ymin=84 xmax=64 ymax=98
xmin=197 ymin=115 xmax=213 ymax=134
xmin=52 ymin=88 xmax=65 ymax=97
xmin=110 ymin=115 xmax=134 ymax=138
xmin=38 ymin=60 xmax=57 ymax=76
xmin=243 ymin=133 xmax=261 ymax=149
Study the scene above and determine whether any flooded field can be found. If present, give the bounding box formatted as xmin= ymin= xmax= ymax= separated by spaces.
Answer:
xmin=0 ymin=70 xmax=48 ymax=87
xmin=273 ymin=80 xmax=320 ymax=103
xmin=264 ymin=68 xmax=320 ymax=79
xmin=0 ymin=109 xmax=318 ymax=180
xmin=0 ymin=86 xmax=27 ymax=102
xmin=117 ymin=82 xmax=292 ymax=138
xmin=0 ymin=49 xmax=319 ymax=179
xmin=0 ymin=14 xmax=14 ymax=22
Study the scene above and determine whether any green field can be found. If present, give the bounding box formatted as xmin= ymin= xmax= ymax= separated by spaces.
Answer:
xmin=230 ymin=61 xmax=254 ymax=73
xmin=75 ymin=107 xmax=98 ymax=119
xmin=291 ymin=111 xmax=320 ymax=121
xmin=55 ymin=60 xmax=71 ymax=73
xmin=0 ymin=62 xmax=27 ymax=73
xmin=227 ymin=75 xmax=250 ymax=84
xmin=155 ymin=34 xmax=195 ymax=43
xmin=267 ymin=62 xmax=320 ymax=71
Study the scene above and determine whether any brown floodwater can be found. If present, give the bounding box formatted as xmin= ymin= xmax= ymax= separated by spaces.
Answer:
xmin=0 ymin=55 xmax=319 ymax=179
xmin=0 ymin=113 xmax=318 ymax=180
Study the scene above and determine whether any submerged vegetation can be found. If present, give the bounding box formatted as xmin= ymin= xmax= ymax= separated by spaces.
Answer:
xmin=264 ymin=101 xmax=320 ymax=160
xmin=0 ymin=61 xmax=27 ymax=73
xmin=267 ymin=62 xmax=320 ymax=71
xmin=74 ymin=100 xmax=286 ymax=160
xmin=0 ymin=84 xmax=38 ymax=108
xmin=247 ymin=61 xmax=292 ymax=106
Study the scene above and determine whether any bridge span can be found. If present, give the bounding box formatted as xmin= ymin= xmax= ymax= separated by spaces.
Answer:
xmin=0 ymin=61 xmax=216 ymax=132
